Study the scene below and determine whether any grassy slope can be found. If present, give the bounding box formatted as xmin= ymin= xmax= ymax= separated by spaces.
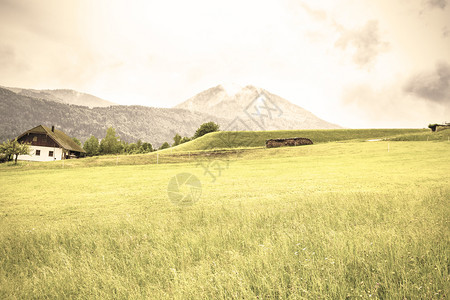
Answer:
xmin=389 ymin=129 xmax=450 ymax=141
xmin=0 ymin=128 xmax=448 ymax=171
xmin=0 ymin=141 xmax=449 ymax=298
xmin=170 ymin=128 xmax=433 ymax=152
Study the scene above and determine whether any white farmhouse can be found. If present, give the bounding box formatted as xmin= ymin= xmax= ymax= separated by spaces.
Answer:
xmin=16 ymin=125 xmax=86 ymax=161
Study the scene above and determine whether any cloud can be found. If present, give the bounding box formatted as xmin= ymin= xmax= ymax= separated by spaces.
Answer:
xmin=342 ymin=62 xmax=450 ymax=126
xmin=298 ymin=2 xmax=327 ymax=21
xmin=0 ymin=44 xmax=15 ymax=68
xmin=426 ymin=0 xmax=448 ymax=9
xmin=403 ymin=62 xmax=450 ymax=105
xmin=335 ymin=20 xmax=389 ymax=68
xmin=0 ymin=42 xmax=30 ymax=74
xmin=341 ymin=85 xmax=403 ymax=122
xmin=443 ymin=26 xmax=449 ymax=38
xmin=341 ymin=82 xmax=449 ymax=128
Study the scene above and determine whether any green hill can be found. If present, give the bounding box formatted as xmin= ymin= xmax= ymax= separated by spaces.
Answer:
xmin=170 ymin=128 xmax=430 ymax=152
xmin=388 ymin=129 xmax=450 ymax=141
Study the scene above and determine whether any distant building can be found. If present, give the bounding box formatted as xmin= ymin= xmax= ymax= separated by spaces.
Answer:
xmin=16 ymin=125 xmax=85 ymax=161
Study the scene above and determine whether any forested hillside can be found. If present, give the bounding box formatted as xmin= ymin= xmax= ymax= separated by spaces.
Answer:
xmin=0 ymin=88 xmax=224 ymax=146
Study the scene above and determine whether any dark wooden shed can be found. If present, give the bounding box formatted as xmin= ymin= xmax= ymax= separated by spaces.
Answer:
xmin=266 ymin=137 xmax=313 ymax=148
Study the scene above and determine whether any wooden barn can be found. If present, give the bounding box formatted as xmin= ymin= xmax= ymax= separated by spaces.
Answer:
xmin=266 ymin=137 xmax=313 ymax=148
xmin=16 ymin=125 xmax=85 ymax=161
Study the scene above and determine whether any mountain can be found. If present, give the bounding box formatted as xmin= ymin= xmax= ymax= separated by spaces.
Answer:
xmin=1 ymin=86 xmax=116 ymax=108
xmin=176 ymin=85 xmax=341 ymax=130
xmin=0 ymin=84 xmax=341 ymax=146
xmin=0 ymin=87 xmax=226 ymax=147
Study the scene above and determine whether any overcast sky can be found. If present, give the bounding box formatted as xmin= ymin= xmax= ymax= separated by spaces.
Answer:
xmin=0 ymin=0 xmax=449 ymax=128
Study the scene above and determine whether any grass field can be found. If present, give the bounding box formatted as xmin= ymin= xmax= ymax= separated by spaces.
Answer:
xmin=0 ymin=137 xmax=449 ymax=298
xmin=169 ymin=128 xmax=439 ymax=152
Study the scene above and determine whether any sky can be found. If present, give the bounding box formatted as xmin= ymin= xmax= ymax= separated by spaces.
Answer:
xmin=0 ymin=0 xmax=449 ymax=128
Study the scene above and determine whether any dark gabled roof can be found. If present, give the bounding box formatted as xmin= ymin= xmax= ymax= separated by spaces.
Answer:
xmin=17 ymin=125 xmax=86 ymax=153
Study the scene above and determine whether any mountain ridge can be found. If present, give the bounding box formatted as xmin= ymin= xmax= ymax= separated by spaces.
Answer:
xmin=0 ymin=87 xmax=226 ymax=147
xmin=176 ymin=84 xmax=341 ymax=130
xmin=1 ymin=86 xmax=116 ymax=108
xmin=0 ymin=84 xmax=341 ymax=146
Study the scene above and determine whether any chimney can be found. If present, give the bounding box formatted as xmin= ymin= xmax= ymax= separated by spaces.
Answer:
xmin=51 ymin=125 xmax=55 ymax=132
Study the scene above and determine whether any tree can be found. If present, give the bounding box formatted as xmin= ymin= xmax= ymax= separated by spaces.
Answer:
xmin=72 ymin=137 xmax=82 ymax=146
xmin=180 ymin=137 xmax=191 ymax=144
xmin=173 ymin=133 xmax=182 ymax=146
xmin=126 ymin=142 xmax=138 ymax=154
xmin=99 ymin=127 xmax=121 ymax=155
xmin=83 ymin=135 xmax=100 ymax=156
xmin=142 ymin=142 xmax=153 ymax=153
xmin=159 ymin=142 xmax=170 ymax=150
xmin=116 ymin=141 xmax=124 ymax=154
xmin=0 ymin=139 xmax=30 ymax=164
xmin=122 ymin=140 xmax=152 ymax=154
xmin=193 ymin=122 xmax=220 ymax=139
xmin=136 ymin=139 xmax=143 ymax=149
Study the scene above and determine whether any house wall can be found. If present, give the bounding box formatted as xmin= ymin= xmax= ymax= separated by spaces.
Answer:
xmin=17 ymin=145 xmax=63 ymax=162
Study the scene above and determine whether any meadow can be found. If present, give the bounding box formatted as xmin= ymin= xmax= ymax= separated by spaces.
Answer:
xmin=0 ymin=137 xmax=449 ymax=298
xmin=170 ymin=128 xmax=434 ymax=152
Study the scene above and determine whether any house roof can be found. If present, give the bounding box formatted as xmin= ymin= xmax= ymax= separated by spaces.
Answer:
xmin=18 ymin=125 xmax=86 ymax=153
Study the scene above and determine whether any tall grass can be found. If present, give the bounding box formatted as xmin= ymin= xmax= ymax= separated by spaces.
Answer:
xmin=0 ymin=141 xmax=448 ymax=298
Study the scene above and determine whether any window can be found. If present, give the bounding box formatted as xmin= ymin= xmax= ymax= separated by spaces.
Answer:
xmin=33 ymin=136 xmax=37 ymax=142
xmin=35 ymin=150 xmax=40 ymax=156
xmin=49 ymin=151 xmax=54 ymax=157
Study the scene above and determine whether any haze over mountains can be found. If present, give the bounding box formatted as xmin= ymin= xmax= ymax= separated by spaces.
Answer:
xmin=1 ymin=86 xmax=116 ymax=108
xmin=0 ymin=84 xmax=341 ymax=146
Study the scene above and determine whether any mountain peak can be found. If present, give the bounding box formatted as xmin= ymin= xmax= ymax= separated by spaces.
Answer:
xmin=220 ymin=83 xmax=243 ymax=96
xmin=175 ymin=85 xmax=341 ymax=130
